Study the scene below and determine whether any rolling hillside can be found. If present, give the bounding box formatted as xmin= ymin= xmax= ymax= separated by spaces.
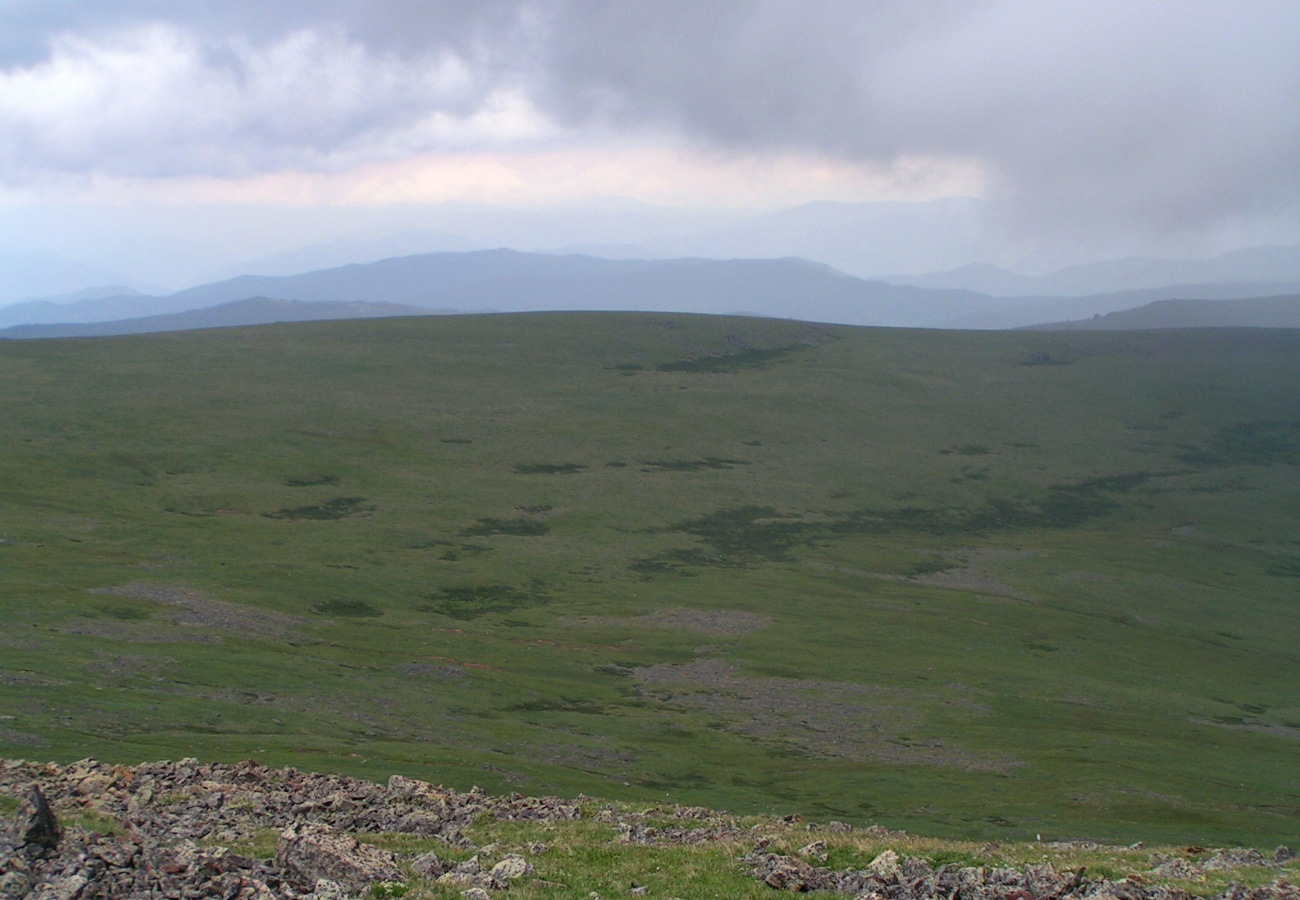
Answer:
xmin=0 ymin=297 xmax=437 ymax=339
xmin=1025 ymin=294 xmax=1300 ymax=330
xmin=0 ymin=313 xmax=1296 ymax=844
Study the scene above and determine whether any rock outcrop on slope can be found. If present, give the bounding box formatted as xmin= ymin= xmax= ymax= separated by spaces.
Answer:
xmin=1 ymin=757 xmax=1297 ymax=900
xmin=0 ymin=757 xmax=576 ymax=898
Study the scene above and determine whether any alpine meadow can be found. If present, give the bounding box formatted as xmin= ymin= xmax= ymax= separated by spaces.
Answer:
xmin=1 ymin=312 xmax=1297 ymax=846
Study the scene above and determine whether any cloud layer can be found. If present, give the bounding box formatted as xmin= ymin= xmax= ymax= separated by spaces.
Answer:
xmin=2 ymin=1 xmax=1298 ymax=237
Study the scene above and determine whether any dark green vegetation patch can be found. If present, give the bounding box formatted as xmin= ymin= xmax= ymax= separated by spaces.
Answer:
xmin=419 ymin=583 xmax=551 ymax=620
xmin=513 ymin=462 xmax=588 ymax=475
xmin=459 ymin=516 xmax=549 ymax=537
xmin=263 ymin=496 xmax=372 ymax=521
xmin=656 ymin=344 xmax=801 ymax=372
xmin=313 ymin=599 xmax=383 ymax=618
xmin=1 ymin=312 xmax=1297 ymax=846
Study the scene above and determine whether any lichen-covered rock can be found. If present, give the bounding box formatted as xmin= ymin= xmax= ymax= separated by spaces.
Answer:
xmin=1 ymin=757 xmax=1295 ymax=900
xmin=867 ymin=849 xmax=901 ymax=880
xmin=412 ymin=849 xmax=448 ymax=877
xmin=489 ymin=854 xmax=533 ymax=881
xmin=11 ymin=785 xmax=61 ymax=850
xmin=798 ymin=839 xmax=829 ymax=861
xmin=275 ymin=821 xmax=403 ymax=892
xmin=1150 ymin=858 xmax=1204 ymax=879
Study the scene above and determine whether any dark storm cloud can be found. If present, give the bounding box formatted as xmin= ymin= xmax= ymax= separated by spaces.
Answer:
xmin=535 ymin=0 xmax=1300 ymax=233
xmin=1 ymin=0 xmax=1298 ymax=235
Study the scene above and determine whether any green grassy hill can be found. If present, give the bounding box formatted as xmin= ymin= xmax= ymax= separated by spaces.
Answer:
xmin=1 ymin=313 xmax=1297 ymax=845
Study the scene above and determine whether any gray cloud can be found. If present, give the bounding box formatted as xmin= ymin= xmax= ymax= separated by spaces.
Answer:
xmin=1 ymin=0 xmax=1298 ymax=239
xmin=537 ymin=0 xmax=1300 ymax=235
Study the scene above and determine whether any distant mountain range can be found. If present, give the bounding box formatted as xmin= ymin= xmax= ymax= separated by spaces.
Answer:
xmin=201 ymin=228 xmax=482 ymax=281
xmin=2 ymin=248 xmax=1299 ymax=339
xmin=0 ymin=250 xmax=1007 ymax=332
xmin=1024 ymin=294 xmax=1300 ymax=330
xmin=0 ymin=297 xmax=437 ymax=339
xmin=884 ymin=243 xmax=1300 ymax=297
xmin=573 ymin=197 xmax=997 ymax=279
xmin=0 ymin=251 xmax=163 ymax=307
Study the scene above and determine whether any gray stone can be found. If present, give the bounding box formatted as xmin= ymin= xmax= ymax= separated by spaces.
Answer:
xmin=411 ymin=850 xmax=447 ymax=877
xmin=489 ymin=854 xmax=533 ymax=880
xmin=867 ymin=849 xmax=902 ymax=880
xmin=275 ymin=821 xmax=403 ymax=892
xmin=797 ymin=840 xmax=828 ymax=862
xmin=29 ymin=874 xmax=88 ymax=900
xmin=11 ymin=785 xmax=61 ymax=850
xmin=309 ymin=878 xmax=350 ymax=900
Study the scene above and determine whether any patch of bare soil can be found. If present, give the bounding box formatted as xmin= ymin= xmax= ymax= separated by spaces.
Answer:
xmin=537 ymin=743 xmax=638 ymax=772
xmin=389 ymin=662 xmax=467 ymax=679
xmin=88 ymin=583 xmax=309 ymax=641
xmin=0 ymin=669 xmax=62 ymax=687
xmin=633 ymin=659 xmax=1018 ymax=773
xmin=912 ymin=548 xmax=1041 ymax=602
xmin=812 ymin=548 xmax=1041 ymax=603
xmin=0 ymin=727 xmax=43 ymax=746
xmin=83 ymin=653 xmax=176 ymax=685
xmin=58 ymin=620 xmax=222 ymax=644
xmin=574 ymin=608 xmax=769 ymax=636
xmin=1190 ymin=717 xmax=1300 ymax=740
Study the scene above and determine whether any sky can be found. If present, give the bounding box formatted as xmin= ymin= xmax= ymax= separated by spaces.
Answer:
xmin=1 ymin=1 xmax=1299 ymax=289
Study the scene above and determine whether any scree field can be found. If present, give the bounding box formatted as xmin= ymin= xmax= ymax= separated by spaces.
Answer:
xmin=0 ymin=312 xmax=1297 ymax=844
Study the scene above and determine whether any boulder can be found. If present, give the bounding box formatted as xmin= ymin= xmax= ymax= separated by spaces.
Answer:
xmin=11 ymin=785 xmax=61 ymax=850
xmin=412 ymin=850 xmax=448 ymax=877
xmin=275 ymin=821 xmax=403 ymax=892
xmin=797 ymin=840 xmax=828 ymax=862
xmin=489 ymin=853 xmax=533 ymax=880
xmin=867 ymin=849 xmax=902 ymax=880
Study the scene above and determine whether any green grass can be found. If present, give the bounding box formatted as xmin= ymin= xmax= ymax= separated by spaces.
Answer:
xmin=0 ymin=313 xmax=1298 ymax=844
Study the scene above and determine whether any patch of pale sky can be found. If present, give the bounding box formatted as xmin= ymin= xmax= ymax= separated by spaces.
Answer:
xmin=0 ymin=144 xmax=988 ymax=209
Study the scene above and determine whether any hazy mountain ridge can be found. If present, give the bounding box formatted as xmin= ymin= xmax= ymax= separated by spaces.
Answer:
xmin=0 ymin=250 xmax=161 ymax=307
xmin=887 ymin=243 xmax=1300 ymax=296
xmin=4 ymin=246 xmax=1300 ymax=337
xmin=1023 ymin=294 xmax=1300 ymax=330
xmin=0 ymin=297 xmax=439 ymax=339
xmin=0 ymin=250 xmax=1010 ymax=332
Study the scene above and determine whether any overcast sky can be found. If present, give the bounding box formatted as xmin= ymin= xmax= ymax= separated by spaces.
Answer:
xmin=2 ymin=1 xmax=1298 ymax=285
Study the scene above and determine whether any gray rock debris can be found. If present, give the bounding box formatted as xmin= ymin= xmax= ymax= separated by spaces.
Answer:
xmin=275 ymin=821 xmax=403 ymax=892
xmin=0 ymin=757 xmax=574 ymax=899
xmin=744 ymin=850 xmax=1300 ymax=900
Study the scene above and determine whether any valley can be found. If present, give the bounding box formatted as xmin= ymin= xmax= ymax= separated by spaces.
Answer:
xmin=0 ymin=313 xmax=1297 ymax=845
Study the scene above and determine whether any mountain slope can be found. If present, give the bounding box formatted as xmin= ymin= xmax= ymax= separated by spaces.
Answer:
xmin=0 ymin=297 xmax=437 ymax=339
xmin=1024 ymin=294 xmax=1300 ymax=330
xmin=0 ymin=313 xmax=1296 ymax=843
xmin=889 ymin=243 xmax=1300 ymax=297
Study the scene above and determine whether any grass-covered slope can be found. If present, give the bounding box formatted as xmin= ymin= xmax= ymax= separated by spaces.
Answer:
xmin=0 ymin=313 xmax=1297 ymax=845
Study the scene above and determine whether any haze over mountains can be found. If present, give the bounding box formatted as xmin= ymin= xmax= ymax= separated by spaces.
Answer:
xmin=5 ymin=199 xmax=1300 ymax=337
xmin=0 ymin=250 xmax=163 ymax=307
xmin=4 ymin=239 xmax=1300 ymax=339
xmin=886 ymin=242 xmax=1300 ymax=297
xmin=1026 ymin=294 xmax=1300 ymax=331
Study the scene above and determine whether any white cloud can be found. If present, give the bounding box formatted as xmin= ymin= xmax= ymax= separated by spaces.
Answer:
xmin=0 ymin=1 xmax=1297 ymax=249
xmin=0 ymin=23 xmax=554 ymax=179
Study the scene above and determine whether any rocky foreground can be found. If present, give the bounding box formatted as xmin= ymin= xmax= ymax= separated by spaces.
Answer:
xmin=1 ymin=757 xmax=1296 ymax=899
